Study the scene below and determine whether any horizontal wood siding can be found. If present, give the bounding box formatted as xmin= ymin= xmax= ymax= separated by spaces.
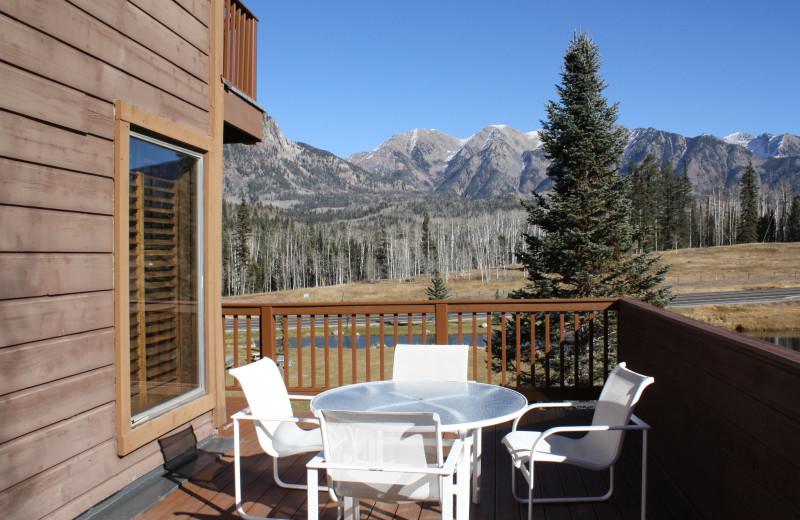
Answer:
xmin=617 ymin=298 xmax=800 ymax=519
xmin=0 ymin=0 xmax=215 ymax=518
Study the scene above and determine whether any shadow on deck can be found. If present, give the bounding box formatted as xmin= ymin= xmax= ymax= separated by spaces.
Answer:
xmin=135 ymin=395 xmax=698 ymax=520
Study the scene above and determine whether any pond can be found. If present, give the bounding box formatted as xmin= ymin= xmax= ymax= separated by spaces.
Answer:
xmin=744 ymin=332 xmax=800 ymax=353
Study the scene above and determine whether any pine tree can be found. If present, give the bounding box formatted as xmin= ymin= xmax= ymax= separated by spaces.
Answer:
xmin=787 ymin=194 xmax=800 ymax=242
xmin=233 ymin=194 xmax=253 ymax=294
xmin=421 ymin=211 xmax=437 ymax=275
xmin=512 ymin=32 xmax=671 ymax=305
xmin=676 ymin=164 xmax=694 ymax=248
xmin=425 ymin=270 xmax=451 ymax=300
xmin=737 ymin=162 xmax=759 ymax=244
xmin=627 ymin=154 xmax=661 ymax=252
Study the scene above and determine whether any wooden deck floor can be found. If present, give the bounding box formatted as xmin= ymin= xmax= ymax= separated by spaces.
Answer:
xmin=135 ymin=395 xmax=698 ymax=520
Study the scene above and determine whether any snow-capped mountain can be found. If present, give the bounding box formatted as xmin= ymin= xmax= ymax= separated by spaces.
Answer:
xmin=223 ymin=116 xmax=799 ymax=206
xmin=348 ymin=126 xmax=800 ymax=198
xmin=723 ymin=132 xmax=800 ymax=158
xmin=348 ymin=125 xmax=550 ymax=198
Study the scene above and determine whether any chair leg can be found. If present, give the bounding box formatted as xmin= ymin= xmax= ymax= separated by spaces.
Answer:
xmin=307 ymin=467 xmax=319 ymax=520
xmin=641 ymin=429 xmax=648 ymax=520
xmin=340 ymin=496 xmax=359 ymax=520
xmin=234 ymin=419 xmax=291 ymax=520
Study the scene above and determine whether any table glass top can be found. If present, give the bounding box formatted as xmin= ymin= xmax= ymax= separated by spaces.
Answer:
xmin=311 ymin=380 xmax=528 ymax=430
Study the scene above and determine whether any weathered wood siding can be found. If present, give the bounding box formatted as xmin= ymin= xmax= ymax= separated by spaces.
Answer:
xmin=618 ymin=298 xmax=800 ymax=519
xmin=0 ymin=1 xmax=215 ymax=518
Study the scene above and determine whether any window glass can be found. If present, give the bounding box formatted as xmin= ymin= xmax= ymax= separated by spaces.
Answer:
xmin=129 ymin=133 xmax=205 ymax=423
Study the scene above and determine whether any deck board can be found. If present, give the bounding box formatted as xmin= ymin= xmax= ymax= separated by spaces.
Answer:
xmin=134 ymin=395 xmax=697 ymax=520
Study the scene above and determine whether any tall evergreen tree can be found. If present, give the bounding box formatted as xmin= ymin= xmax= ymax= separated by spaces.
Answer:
xmin=737 ymin=162 xmax=759 ymax=244
xmin=512 ymin=32 xmax=671 ymax=305
xmin=233 ymin=195 xmax=253 ymax=294
xmin=676 ymin=164 xmax=694 ymax=248
xmin=627 ymin=154 xmax=661 ymax=252
xmin=786 ymin=194 xmax=800 ymax=242
xmin=421 ymin=211 xmax=437 ymax=275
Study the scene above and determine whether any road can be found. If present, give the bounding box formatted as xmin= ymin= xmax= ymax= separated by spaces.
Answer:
xmin=224 ymin=288 xmax=800 ymax=334
xmin=670 ymin=287 xmax=800 ymax=307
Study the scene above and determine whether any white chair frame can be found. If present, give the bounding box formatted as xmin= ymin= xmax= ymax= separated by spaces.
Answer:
xmin=508 ymin=401 xmax=651 ymax=520
xmin=229 ymin=358 xmax=328 ymax=520
xmin=307 ymin=411 xmax=470 ymax=520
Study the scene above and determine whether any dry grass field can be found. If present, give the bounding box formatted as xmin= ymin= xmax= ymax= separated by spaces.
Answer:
xmin=226 ymin=242 xmax=800 ymax=332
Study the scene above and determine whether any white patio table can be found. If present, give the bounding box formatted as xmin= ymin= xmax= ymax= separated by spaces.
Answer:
xmin=309 ymin=380 xmax=528 ymax=517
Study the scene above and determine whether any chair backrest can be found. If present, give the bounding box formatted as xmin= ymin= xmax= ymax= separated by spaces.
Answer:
xmin=228 ymin=357 xmax=292 ymax=457
xmin=583 ymin=362 xmax=654 ymax=467
xmin=392 ymin=344 xmax=469 ymax=381
xmin=318 ymin=410 xmax=444 ymax=502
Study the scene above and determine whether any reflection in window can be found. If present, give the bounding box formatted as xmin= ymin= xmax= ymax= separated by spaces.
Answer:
xmin=129 ymin=134 xmax=204 ymax=422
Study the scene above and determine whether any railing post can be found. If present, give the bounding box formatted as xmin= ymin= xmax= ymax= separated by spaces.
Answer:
xmin=261 ymin=304 xmax=276 ymax=361
xmin=435 ymin=302 xmax=449 ymax=344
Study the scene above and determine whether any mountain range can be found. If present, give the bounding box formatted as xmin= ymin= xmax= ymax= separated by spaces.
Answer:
xmin=223 ymin=114 xmax=800 ymax=208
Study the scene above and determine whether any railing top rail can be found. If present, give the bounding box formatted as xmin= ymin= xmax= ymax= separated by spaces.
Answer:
xmin=222 ymin=298 xmax=621 ymax=312
xmin=227 ymin=0 xmax=258 ymax=21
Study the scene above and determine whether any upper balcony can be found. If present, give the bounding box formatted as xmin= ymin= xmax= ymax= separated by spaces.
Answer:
xmin=222 ymin=0 xmax=264 ymax=144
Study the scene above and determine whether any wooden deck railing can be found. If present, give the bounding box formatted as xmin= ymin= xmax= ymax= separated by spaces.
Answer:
xmin=223 ymin=0 xmax=258 ymax=99
xmin=223 ymin=299 xmax=620 ymax=401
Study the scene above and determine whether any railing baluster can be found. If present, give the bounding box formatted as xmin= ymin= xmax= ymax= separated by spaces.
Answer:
xmin=282 ymin=315 xmax=289 ymax=383
xmin=500 ymin=311 xmax=507 ymax=386
xmin=545 ymin=312 xmax=551 ymax=388
xmin=471 ymin=313 xmax=478 ymax=381
xmin=515 ymin=312 xmax=521 ymax=387
xmin=296 ymin=315 xmax=303 ymax=388
xmin=559 ymin=313 xmax=566 ymax=388
xmin=351 ymin=314 xmax=357 ymax=384
xmin=530 ymin=311 xmax=536 ymax=389
xmin=486 ymin=312 xmax=493 ymax=385
xmin=310 ymin=315 xmax=316 ymax=389
xmin=365 ymin=313 xmax=371 ymax=382
xmin=232 ymin=315 xmax=239 ymax=367
xmin=379 ymin=315 xmax=386 ymax=380
xmin=588 ymin=312 xmax=595 ymax=385
xmin=324 ymin=315 xmax=330 ymax=389
xmin=572 ymin=312 xmax=581 ymax=388
xmin=337 ymin=315 xmax=344 ymax=386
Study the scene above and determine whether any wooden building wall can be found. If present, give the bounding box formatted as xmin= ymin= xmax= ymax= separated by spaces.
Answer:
xmin=618 ymin=298 xmax=800 ymax=519
xmin=0 ymin=1 xmax=220 ymax=518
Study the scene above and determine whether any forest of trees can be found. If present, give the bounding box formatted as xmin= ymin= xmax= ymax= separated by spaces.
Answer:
xmin=222 ymin=197 xmax=530 ymax=296
xmin=627 ymin=156 xmax=799 ymax=250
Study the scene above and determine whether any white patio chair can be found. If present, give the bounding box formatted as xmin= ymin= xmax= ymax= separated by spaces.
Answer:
xmin=391 ymin=343 xmax=481 ymax=501
xmin=392 ymin=343 xmax=469 ymax=381
xmin=228 ymin=357 xmax=325 ymax=520
xmin=307 ymin=410 xmax=469 ymax=520
xmin=502 ymin=362 xmax=654 ymax=520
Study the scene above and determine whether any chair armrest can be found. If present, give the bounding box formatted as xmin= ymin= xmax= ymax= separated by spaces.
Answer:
xmin=440 ymin=438 xmax=464 ymax=475
xmin=532 ymin=419 xmax=651 ymax=454
xmin=307 ymin=440 xmax=463 ymax=477
xmin=288 ymin=394 xmax=314 ymax=401
xmin=231 ymin=409 xmax=320 ymax=427
xmin=511 ymin=401 xmax=598 ymax=431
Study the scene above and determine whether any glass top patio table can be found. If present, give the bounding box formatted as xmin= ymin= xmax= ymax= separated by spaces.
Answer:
xmin=310 ymin=380 xmax=528 ymax=432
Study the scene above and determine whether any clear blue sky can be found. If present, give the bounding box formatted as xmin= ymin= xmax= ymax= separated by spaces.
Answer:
xmin=250 ymin=1 xmax=799 ymax=159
